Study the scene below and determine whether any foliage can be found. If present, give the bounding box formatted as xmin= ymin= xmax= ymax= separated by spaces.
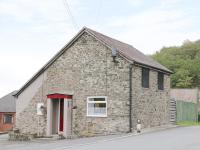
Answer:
xmin=152 ymin=40 xmax=200 ymax=88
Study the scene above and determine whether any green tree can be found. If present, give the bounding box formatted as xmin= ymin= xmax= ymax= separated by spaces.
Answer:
xmin=152 ymin=40 xmax=200 ymax=88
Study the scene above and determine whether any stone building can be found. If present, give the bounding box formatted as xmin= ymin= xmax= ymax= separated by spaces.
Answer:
xmin=0 ymin=91 xmax=16 ymax=132
xmin=14 ymin=27 xmax=172 ymax=138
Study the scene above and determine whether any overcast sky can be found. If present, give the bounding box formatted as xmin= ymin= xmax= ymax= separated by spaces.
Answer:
xmin=0 ymin=0 xmax=200 ymax=97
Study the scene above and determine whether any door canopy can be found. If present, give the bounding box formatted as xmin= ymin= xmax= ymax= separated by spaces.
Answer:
xmin=47 ymin=93 xmax=72 ymax=99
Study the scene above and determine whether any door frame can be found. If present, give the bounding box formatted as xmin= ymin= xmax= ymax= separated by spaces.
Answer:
xmin=46 ymin=94 xmax=72 ymax=138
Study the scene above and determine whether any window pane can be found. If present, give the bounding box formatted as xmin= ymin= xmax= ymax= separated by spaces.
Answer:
xmin=88 ymin=102 xmax=106 ymax=116
xmin=142 ymin=68 xmax=149 ymax=88
xmin=88 ymin=98 xmax=105 ymax=101
xmin=158 ymin=72 xmax=164 ymax=90
xmin=93 ymin=98 xmax=105 ymax=101
xmin=4 ymin=114 xmax=13 ymax=124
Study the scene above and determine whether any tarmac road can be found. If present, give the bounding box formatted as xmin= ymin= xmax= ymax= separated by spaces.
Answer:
xmin=0 ymin=126 xmax=200 ymax=150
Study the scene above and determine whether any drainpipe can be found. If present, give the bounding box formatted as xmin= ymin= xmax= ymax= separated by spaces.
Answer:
xmin=129 ymin=62 xmax=134 ymax=132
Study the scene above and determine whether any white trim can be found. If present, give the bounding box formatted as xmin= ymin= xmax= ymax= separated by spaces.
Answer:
xmin=87 ymin=96 xmax=107 ymax=117
xmin=58 ymin=99 xmax=61 ymax=134
xmin=47 ymin=98 xmax=52 ymax=136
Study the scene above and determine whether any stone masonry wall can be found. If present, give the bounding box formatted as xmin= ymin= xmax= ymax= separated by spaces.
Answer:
xmin=132 ymin=66 xmax=170 ymax=129
xmin=16 ymin=32 xmax=130 ymax=136
xmin=16 ymin=32 xmax=170 ymax=137
xmin=46 ymin=33 xmax=130 ymax=136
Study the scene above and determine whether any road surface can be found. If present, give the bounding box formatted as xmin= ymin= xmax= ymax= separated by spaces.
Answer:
xmin=0 ymin=126 xmax=200 ymax=150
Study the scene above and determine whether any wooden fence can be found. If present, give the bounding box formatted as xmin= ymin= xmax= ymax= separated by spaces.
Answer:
xmin=176 ymin=100 xmax=198 ymax=122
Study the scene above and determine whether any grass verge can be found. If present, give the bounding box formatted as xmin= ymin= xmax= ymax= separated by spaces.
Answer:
xmin=176 ymin=122 xmax=200 ymax=126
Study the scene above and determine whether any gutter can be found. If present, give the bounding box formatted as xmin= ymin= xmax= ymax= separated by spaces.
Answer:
xmin=129 ymin=62 xmax=134 ymax=132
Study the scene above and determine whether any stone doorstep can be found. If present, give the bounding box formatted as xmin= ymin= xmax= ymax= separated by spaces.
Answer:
xmin=32 ymin=134 xmax=74 ymax=142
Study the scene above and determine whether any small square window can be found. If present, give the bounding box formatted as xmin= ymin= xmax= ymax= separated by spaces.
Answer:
xmin=142 ymin=68 xmax=149 ymax=88
xmin=3 ymin=114 xmax=13 ymax=124
xmin=87 ymin=96 xmax=107 ymax=117
xmin=158 ymin=72 xmax=164 ymax=90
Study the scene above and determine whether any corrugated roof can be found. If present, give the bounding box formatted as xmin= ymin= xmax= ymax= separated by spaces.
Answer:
xmin=15 ymin=27 xmax=172 ymax=97
xmin=0 ymin=91 xmax=16 ymax=112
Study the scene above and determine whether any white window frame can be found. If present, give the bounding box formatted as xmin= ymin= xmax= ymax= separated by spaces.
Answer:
xmin=87 ymin=96 xmax=107 ymax=117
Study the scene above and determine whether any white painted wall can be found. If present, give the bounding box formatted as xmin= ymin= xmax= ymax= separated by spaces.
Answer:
xmin=16 ymin=72 xmax=47 ymax=115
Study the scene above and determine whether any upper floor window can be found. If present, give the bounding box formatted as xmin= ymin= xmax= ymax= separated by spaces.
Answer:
xmin=142 ymin=67 xmax=149 ymax=88
xmin=87 ymin=96 xmax=107 ymax=117
xmin=158 ymin=72 xmax=164 ymax=90
xmin=3 ymin=114 xmax=13 ymax=124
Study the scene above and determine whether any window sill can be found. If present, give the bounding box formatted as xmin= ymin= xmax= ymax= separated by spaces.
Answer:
xmin=157 ymin=89 xmax=164 ymax=91
xmin=142 ymin=87 xmax=149 ymax=89
xmin=87 ymin=115 xmax=107 ymax=118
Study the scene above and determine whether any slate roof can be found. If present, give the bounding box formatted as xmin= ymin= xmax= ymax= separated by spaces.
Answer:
xmin=85 ymin=27 xmax=172 ymax=73
xmin=0 ymin=91 xmax=17 ymax=112
xmin=15 ymin=27 xmax=172 ymax=97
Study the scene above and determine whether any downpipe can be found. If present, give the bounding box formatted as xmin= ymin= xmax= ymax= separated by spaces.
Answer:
xmin=129 ymin=63 xmax=134 ymax=132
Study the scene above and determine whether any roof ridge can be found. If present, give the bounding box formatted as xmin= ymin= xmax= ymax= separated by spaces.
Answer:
xmin=84 ymin=27 xmax=133 ymax=47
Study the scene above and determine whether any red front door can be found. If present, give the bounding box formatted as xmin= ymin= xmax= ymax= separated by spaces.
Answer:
xmin=59 ymin=99 xmax=64 ymax=132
